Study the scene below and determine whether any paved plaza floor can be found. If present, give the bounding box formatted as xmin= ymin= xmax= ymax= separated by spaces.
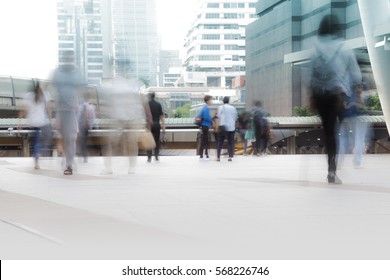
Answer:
xmin=0 ymin=153 xmax=390 ymax=259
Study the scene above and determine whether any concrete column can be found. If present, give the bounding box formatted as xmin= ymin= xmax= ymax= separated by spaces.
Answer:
xmin=357 ymin=0 xmax=390 ymax=132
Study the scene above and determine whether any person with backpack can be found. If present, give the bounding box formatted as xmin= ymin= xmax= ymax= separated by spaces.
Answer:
xmin=198 ymin=95 xmax=213 ymax=160
xmin=309 ymin=14 xmax=362 ymax=184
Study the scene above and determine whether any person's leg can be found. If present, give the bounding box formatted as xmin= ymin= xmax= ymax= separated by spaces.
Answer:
xmin=255 ymin=127 xmax=262 ymax=155
xmin=153 ymin=124 xmax=161 ymax=160
xmin=227 ymin=131 xmax=235 ymax=158
xmin=353 ymin=118 xmax=368 ymax=167
xmin=216 ymin=133 xmax=225 ymax=160
xmin=60 ymin=111 xmax=77 ymax=174
xmin=32 ymin=128 xmax=40 ymax=168
xmin=199 ymin=126 xmax=205 ymax=158
xmin=315 ymin=93 xmax=340 ymax=182
xmin=80 ymin=127 xmax=89 ymax=162
xmin=200 ymin=126 xmax=209 ymax=158
xmin=126 ymin=128 xmax=139 ymax=174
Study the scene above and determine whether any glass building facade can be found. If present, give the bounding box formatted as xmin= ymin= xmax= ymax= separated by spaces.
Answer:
xmin=246 ymin=0 xmax=364 ymax=116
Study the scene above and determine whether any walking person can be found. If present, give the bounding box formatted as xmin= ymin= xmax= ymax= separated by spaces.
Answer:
xmin=338 ymin=84 xmax=368 ymax=168
xmin=237 ymin=110 xmax=251 ymax=155
xmin=52 ymin=51 xmax=83 ymax=175
xmin=78 ymin=90 xmax=96 ymax=163
xmin=198 ymin=95 xmax=213 ymax=160
xmin=19 ymin=82 xmax=52 ymax=169
xmin=309 ymin=14 xmax=362 ymax=184
xmin=252 ymin=100 xmax=268 ymax=156
xmin=147 ymin=92 xmax=165 ymax=162
xmin=216 ymin=96 xmax=238 ymax=162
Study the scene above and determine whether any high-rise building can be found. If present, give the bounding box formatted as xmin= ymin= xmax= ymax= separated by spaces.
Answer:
xmin=158 ymin=50 xmax=181 ymax=87
xmin=111 ymin=0 xmax=160 ymax=86
xmin=57 ymin=0 xmax=105 ymax=85
xmin=246 ymin=0 xmax=366 ymax=116
xmin=183 ymin=0 xmax=257 ymax=89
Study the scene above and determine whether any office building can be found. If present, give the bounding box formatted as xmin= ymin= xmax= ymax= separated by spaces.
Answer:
xmin=57 ymin=0 xmax=104 ymax=85
xmin=111 ymin=0 xmax=160 ymax=86
xmin=183 ymin=0 xmax=257 ymax=89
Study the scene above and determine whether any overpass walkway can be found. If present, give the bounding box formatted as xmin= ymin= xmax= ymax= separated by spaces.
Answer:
xmin=1 ymin=154 xmax=390 ymax=260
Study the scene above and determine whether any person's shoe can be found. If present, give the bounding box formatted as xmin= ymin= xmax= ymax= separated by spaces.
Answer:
xmin=147 ymin=158 xmax=152 ymax=163
xmin=327 ymin=173 xmax=342 ymax=184
xmin=216 ymin=158 xmax=221 ymax=162
xmin=155 ymin=156 xmax=159 ymax=161
xmin=228 ymin=158 xmax=233 ymax=162
xmin=128 ymin=167 xmax=136 ymax=174
xmin=64 ymin=166 xmax=73 ymax=175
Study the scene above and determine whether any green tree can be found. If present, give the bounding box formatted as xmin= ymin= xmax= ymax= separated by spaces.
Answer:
xmin=366 ymin=94 xmax=382 ymax=111
xmin=173 ymin=104 xmax=191 ymax=118
xmin=294 ymin=106 xmax=315 ymax=117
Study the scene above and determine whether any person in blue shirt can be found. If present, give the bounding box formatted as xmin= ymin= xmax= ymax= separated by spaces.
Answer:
xmin=198 ymin=95 xmax=213 ymax=160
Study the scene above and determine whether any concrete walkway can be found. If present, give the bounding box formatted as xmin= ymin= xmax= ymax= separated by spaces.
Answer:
xmin=0 ymin=154 xmax=390 ymax=259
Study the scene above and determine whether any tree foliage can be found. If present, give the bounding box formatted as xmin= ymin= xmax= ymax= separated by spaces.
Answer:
xmin=173 ymin=104 xmax=191 ymax=118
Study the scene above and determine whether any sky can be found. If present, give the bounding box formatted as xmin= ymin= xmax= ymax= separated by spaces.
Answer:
xmin=156 ymin=0 xmax=198 ymax=50
xmin=0 ymin=1 xmax=58 ymax=79
xmin=0 ymin=0 xmax=198 ymax=79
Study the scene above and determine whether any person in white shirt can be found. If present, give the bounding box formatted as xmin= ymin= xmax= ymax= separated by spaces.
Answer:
xmin=216 ymin=96 xmax=238 ymax=162
xmin=19 ymin=82 xmax=52 ymax=169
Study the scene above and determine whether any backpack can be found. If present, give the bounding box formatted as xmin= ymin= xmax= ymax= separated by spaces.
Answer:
xmin=311 ymin=43 xmax=343 ymax=91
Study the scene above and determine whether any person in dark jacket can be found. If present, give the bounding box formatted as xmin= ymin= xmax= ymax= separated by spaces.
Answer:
xmin=147 ymin=92 xmax=165 ymax=162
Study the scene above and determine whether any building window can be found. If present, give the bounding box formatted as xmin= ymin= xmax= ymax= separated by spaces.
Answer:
xmin=198 ymin=55 xmax=220 ymax=61
xmin=238 ymin=13 xmax=245 ymax=19
xmin=224 ymin=13 xmax=238 ymax=19
xmin=224 ymin=3 xmax=237 ymax=8
xmin=250 ymin=14 xmax=258 ymax=18
xmin=204 ymin=24 xmax=220 ymax=29
xmin=224 ymin=24 xmax=239 ymax=29
xmin=224 ymin=45 xmax=239 ymax=50
xmin=200 ymin=45 xmax=221 ymax=50
xmin=206 ymin=13 xmax=219 ymax=19
xmin=88 ymin=51 xmax=103 ymax=56
xmin=202 ymin=34 xmax=220 ymax=40
xmin=249 ymin=3 xmax=256 ymax=8
xmin=207 ymin=3 xmax=219 ymax=8
xmin=59 ymin=43 xmax=74 ymax=48
xmin=238 ymin=3 xmax=245 ymax=8
xmin=87 ymin=43 xmax=103 ymax=48
xmin=58 ymin=35 xmax=74 ymax=41
xmin=224 ymin=34 xmax=241 ymax=40
xmin=88 ymin=65 xmax=103 ymax=70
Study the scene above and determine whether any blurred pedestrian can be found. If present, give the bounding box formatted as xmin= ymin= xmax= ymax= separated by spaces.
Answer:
xmin=100 ymin=77 xmax=149 ymax=174
xmin=19 ymin=82 xmax=52 ymax=169
xmin=338 ymin=84 xmax=368 ymax=168
xmin=237 ymin=110 xmax=251 ymax=155
xmin=147 ymin=92 xmax=165 ymax=162
xmin=252 ymin=100 xmax=268 ymax=156
xmin=52 ymin=51 xmax=83 ymax=175
xmin=78 ymin=90 xmax=96 ymax=163
xmin=198 ymin=95 xmax=213 ymax=160
xmin=309 ymin=14 xmax=362 ymax=184
xmin=216 ymin=96 xmax=238 ymax=162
